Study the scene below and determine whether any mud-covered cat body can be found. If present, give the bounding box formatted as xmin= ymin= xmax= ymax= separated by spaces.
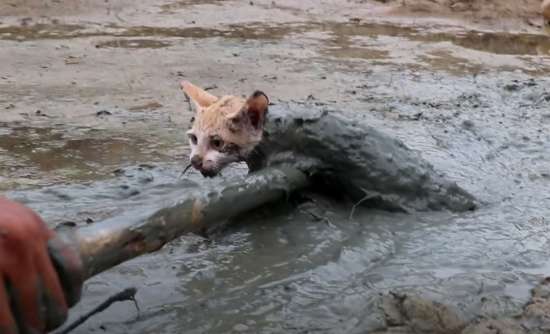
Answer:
xmin=181 ymin=81 xmax=268 ymax=177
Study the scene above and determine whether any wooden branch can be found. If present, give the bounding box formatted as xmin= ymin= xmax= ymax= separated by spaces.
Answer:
xmin=56 ymin=287 xmax=138 ymax=334
xmin=68 ymin=165 xmax=309 ymax=279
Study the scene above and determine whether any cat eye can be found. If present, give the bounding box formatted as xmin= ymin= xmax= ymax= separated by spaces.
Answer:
xmin=188 ymin=133 xmax=197 ymax=145
xmin=223 ymin=143 xmax=240 ymax=154
xmin=210 ymin=136 xmax=224 ymax=150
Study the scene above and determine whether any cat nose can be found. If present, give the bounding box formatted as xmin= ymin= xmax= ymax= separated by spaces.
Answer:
xmin=191 ymin=155 xmax=203 ymax=169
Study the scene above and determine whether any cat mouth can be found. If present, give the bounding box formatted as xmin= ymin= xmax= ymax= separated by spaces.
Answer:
xmin=199 ymin=169 xmax=218 ymax=178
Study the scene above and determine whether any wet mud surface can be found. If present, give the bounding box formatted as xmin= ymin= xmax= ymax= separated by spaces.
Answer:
xmin=1 ymin=0 xmax=550 ymax=333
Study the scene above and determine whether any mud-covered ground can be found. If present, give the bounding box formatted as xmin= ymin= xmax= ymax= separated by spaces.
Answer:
xmin=1 ymin=1 xmax=550 ymax=333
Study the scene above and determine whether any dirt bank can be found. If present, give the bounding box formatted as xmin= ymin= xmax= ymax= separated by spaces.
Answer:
xmin=1 ymin=0 xmax=548 ymax=31
xmin=388 ymin=0 xmax=549 ymax=31
xmin=391 ymin=0 xmax=543 ymax=19
xmin=375 ymin=277 xmax=550 ymax=334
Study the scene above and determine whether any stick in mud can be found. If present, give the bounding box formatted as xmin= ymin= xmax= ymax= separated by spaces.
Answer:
xmin=56 ymin=287 xmax=139 ymax=334
xmin=67 ymin=165 xmax=309 ymax=279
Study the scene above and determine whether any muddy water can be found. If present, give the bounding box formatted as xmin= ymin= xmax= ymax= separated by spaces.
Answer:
xmin=2 ymin=21 xmax=550 ymax=56
xmin=1 ymin=1 xmax=550 ymax=333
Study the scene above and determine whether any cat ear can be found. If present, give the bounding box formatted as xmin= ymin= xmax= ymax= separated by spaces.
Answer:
xmin=180 ymin=81 xmax=219 ymax=110
xmin=245 ymin=91 xmax=269 ymax=129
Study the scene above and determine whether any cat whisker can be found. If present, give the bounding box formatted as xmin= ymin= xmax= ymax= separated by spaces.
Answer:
xmin=179 ymin=163 xmax=193 ymax=179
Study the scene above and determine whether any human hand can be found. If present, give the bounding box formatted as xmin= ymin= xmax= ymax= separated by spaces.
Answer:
xmin=0 ymin=197 xmax=81 ymax=333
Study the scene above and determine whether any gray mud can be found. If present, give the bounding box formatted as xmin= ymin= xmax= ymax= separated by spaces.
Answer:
xmin=1 ymin=1 xmax=550 ymax=333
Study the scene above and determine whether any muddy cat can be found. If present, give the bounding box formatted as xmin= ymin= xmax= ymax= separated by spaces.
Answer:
xmin=181 ymin=81 xmax=269 ymax=177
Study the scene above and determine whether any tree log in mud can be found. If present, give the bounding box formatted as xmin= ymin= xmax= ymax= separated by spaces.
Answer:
xmin=61 ymin=165 xmax=309 ymax=279
xmin=54 ymin=103 xmax=476 ymax=282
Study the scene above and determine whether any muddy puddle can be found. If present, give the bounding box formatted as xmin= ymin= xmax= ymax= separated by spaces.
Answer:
xmin=2 ymin=21 xmax=550 ymax=56
xmin=95 ymin=39 xmax=172 ymax=49
xmin=0 ymin=125 xmax=185 ymax=190
xmin=6 ymin=89 xmax=550 ymax=333
xmin=1 ymin=1 xmax=550 ymax=333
